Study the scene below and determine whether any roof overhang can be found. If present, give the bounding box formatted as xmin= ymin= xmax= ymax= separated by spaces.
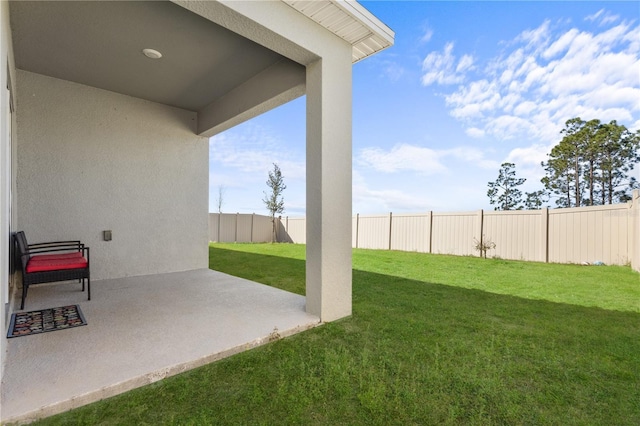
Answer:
xmin=9 ymin=0 xmax=393 ymax=136
xmin=283 ymin=0 xmax=395 ymax=63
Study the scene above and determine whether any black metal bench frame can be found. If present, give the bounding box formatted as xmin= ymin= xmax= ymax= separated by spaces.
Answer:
xmin=15 ymin=231 xmax=90 ymax=310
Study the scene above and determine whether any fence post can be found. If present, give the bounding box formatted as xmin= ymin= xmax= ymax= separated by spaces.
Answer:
xmin=541 ymin=208 xmax=549 ymax=263
xmin=477 ymin=209 xmax=484 ymax=257
xmin=217 ymin=213 xmax=221 ymax=243
xmin=235 ymin=212 xmax=238 ymax=243
xmin=388 ymin=212 xmax=393 ymax=250
xmin=277 ymin=215 xmax=282 ymax=242
xmin=355 ymin=213 xmax=360 ymax=249
xmin=427 ymin=211 xmax=433 ymax=254
xmin=250 ymin=213 xmax=255 ymax=243
xmin=632 ymin=190 xmax=640 ymax=273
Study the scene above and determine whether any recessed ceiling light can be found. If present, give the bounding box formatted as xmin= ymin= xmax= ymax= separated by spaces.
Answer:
xmin=142 ymin=48 xmax=162 ymax=59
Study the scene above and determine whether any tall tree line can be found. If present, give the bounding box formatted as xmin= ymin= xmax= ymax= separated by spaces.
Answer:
xmin=542 ymin=118 xmax=639 ymax=207
xmin=488 ymin=117 xmax=639 ymax=210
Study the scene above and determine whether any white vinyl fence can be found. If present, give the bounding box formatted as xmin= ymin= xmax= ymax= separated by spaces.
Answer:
xmin=210 ymin=190 xmax=640 ymax=271
xmin=209 ymin=213 xmax=276 ymax=243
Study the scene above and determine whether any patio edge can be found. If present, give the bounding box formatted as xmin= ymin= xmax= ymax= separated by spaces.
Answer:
xmin=3 ymin=321 xmax=321 ymax=425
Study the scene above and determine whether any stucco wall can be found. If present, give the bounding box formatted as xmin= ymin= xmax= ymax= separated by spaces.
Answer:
xmin=15 ymin=70 xmax=209 ymax=280
xmin=1 ymin=0 xmax=16 ymax=383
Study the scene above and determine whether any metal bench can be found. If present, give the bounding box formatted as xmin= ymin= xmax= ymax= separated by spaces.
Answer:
xmin=15 ymin=231 xmax=90 ymax=310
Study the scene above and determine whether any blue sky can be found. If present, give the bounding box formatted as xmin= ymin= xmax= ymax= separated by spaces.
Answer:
xmin=209 ymin=1 xmax=640 ymax=216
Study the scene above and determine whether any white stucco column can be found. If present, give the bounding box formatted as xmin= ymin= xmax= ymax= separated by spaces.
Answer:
xmin=306 ymin=50 xmax=353 ymax=322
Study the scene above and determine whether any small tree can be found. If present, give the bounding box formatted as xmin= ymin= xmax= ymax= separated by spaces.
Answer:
xmin=216 ymin=185 xmax=226 ymax=214
xmin=487 ymin=162 xmax=526 ymax=210
xmin=474 ymin=235 xmax=496 ymax=259
xmin=263 ymin=163 xmax=286 ymax=242
xmin=215 ymin=185 xmax=225 ymax=242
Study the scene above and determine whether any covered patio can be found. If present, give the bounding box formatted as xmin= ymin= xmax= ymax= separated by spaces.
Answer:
xmin=1 ymin=269 xmax=320 ymax=423
xmin=1 ymin=1 xmax=393 ymax=421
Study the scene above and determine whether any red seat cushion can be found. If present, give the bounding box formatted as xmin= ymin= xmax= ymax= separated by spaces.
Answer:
xmin=26 ymin=256 xmax=88 ymax=273
xmin=30 ymin=252 xmax=83 ymax=262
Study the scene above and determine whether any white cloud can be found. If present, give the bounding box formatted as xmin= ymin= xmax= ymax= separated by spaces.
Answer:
xmin=446 ymin=79 xmax=500 ymax=120
xmin=515 ymin=19 xmax=551 ymax=52
xmin=623 ymin=25 xmax=640 ymax=52
xmin=421 ymin=42 xmax=474 ymax=86
xmin=357 ymin=143 xmax=499 ymax=174
xmin=456 ymin=54 xmax=474 ymax=73
xmin=506 ymin=143 xmax=551 ymax=168
xmin=585 ymin=9 xmax=620 ymax=26
xmin=421 ymin=27 xmax=434 ymax=43
xmin=484 ymin=115 xmax=539 ymax=140
xmin=585 ymin=9 xmax=605 ymax=22
xmin=358 ymin=143 xmax=447 ymax=174
xmin=466 ymin=127 xmax=485 ymax=138
xmin=353 ymin=171 xmax=434 ymax=213
xmin=434 ymin=16 xmax=640 ymax=144
xmin=209 ymin=124 xmax=305 ymax=180
xmin=353 ymin=166 xmax=497 ymax=213
xmin=354 ymin=185 xmax=432 ymax=213
xmin=382 ymin=60 xmax=406 ymax=82
xmin=504 ymin=143 xmax=556 ymax=191
xmin=542 ymin=28 xmax=579 ymax=59
xmin=445 ymin=147 xmax=500 ymax=170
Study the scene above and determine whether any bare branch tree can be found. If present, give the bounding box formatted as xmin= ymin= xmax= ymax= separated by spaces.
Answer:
xmin=216 ymin=185 xmax=226 ymax=214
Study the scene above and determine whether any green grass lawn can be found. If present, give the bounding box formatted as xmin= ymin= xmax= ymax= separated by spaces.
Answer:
xmin=37 ymin=244 xmax=640 ymax=425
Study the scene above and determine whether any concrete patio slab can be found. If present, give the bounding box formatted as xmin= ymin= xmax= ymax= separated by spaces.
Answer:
xmin=1 ymin=269 xmax=320 ymax=424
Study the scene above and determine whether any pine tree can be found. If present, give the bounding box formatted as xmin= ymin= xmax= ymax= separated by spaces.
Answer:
xmin=596 ymin=122 xmax=639 ymax=204
xmin=579 ymin=119 xmax=601 ymax=206
xmin=542 ymin=118 xmax=639 ymax=207
xmin=542 ymin=118 xmax=591 ymax=207
xmin=541 ymin=155 xmax=572 ymax=208
xmin=487 ymin=162 xmax=526 ymax=210
xmin=524 ymin=190 xmax=548 ymax=210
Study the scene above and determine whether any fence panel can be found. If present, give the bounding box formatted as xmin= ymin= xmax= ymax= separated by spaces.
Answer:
xmin=283 ymin=217 xmax=306 ymax=244
xmin=431 ymin=211 xmax=479 ymax=256
xmin=548 ymin=204 xmax=630 ymax=265
xmin=356 ymin=215 xmax=390 ymax=250
xmin=219 ymin=214 xmax=237 ymax=242
xmin=252 ymin=215 xmax=273 ymax=242
xmin=483 ymin=210 xmax=541 ymax=261
xmin=208 ymin=214 xmax=219 ymax=242
xmin=235 ymin=214 xmax=253 ymax=242
xmin=352 ymin=215 xmax=358 ymax=247
xmin=210 ymin=198 xmax=637 ymax=267
xmin=390 ymin=214 xmax=430 ymax=252
xmin=209 ymin=213 xmax=273 ymax=243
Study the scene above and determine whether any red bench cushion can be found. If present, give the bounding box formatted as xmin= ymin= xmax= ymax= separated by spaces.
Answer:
xmin=30 ymin=252 xmax=83 ymax=262
xmin=26 ymin=256 xmax=88 ymax=273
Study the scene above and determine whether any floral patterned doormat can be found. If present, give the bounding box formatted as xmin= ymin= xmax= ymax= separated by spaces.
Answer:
xmin=7 ymin=305 xmax=87 ymax=338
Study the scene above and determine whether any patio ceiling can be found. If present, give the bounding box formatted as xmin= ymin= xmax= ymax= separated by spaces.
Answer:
xmin=9 ymin=0 xmax=299 ymax=112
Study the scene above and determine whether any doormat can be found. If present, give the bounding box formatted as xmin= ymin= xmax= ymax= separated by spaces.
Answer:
xmin=7 ymin=305 xmax=87 ymax=338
